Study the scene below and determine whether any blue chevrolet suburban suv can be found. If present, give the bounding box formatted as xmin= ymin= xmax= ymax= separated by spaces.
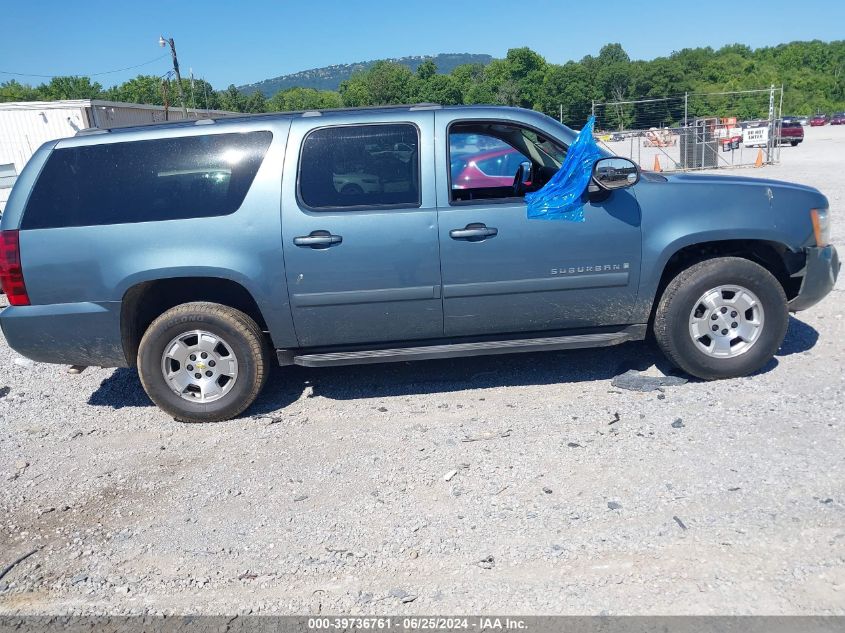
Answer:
xmin=0 ymin=105 xmax=838 ymax=422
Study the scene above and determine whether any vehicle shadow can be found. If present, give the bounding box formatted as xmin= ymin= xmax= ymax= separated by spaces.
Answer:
xmin=87 ymin=340 xmax=665 ymax=415
xmin=248 ymin=340 xmax=668 ymax=415
xmin=738 ymin=314 xmax=819 ymax=375
xmin=87 ymin=367 xmax=154 ymax=409
xmin=776 ymin=315 xmax=819 ymax=356
xmin=87 ymin=315 xmax=819 ymax=415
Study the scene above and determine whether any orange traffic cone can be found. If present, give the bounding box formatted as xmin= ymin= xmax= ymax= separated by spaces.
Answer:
xmin=754 ymin=149 xmax=763 ymax=168
xmin=652 ymin=155 xmax=662 ymax=172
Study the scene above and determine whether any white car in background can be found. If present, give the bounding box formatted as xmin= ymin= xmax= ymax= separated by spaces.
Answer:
xmin=333 ymin=172 xmax=381 ymax=195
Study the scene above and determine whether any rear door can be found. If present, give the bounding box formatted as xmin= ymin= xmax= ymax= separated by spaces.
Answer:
xmin=281 ymin=112 xmax=442 ymax=347
xmin=435 ymin=112 xmax=642 ymax=337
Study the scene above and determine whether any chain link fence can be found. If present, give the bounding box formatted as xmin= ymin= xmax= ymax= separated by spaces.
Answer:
xmin=590 ymin=87 xmax=784 ymax=172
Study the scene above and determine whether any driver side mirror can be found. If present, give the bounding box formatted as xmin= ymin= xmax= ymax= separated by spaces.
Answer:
xmin=592 ymin=157 xmax=640 ymax=190
xmin=518 ymin=160 xmax=532 ymax=184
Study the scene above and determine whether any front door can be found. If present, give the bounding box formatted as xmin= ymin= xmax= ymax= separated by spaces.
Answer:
xmin=436 ymin=114 xmax=642 ymax=337
xmin=281 ymin=114 xmax=442 ymax=347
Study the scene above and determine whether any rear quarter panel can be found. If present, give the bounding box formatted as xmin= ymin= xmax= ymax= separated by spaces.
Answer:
xmin=11 ymin=119 xmax=298 ymax=363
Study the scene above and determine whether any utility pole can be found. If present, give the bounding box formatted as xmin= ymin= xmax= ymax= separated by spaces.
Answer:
xmin=766 ymin=83 xmax=776 ymax=163
xmin=161 ymin=78 xmax=170 ymax=121
xmin=159 ymin=35 xmax=188 ymax=118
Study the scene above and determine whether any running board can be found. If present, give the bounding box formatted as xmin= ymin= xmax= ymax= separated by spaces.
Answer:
xmin=278 ymin=325 xmax=646 ymax=368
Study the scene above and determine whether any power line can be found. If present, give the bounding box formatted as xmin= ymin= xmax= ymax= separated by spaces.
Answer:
xmin=0 ymin=54 xmax=169 ymax=80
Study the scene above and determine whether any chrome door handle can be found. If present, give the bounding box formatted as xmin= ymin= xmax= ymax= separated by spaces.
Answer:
xmin=293 ymin=231 xmax=343 ymax=248
xmin=449 ymin=223 xmax=498 ymax=241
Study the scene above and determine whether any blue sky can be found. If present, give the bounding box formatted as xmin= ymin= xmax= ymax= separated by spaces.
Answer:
xmin=1 ymin=0 xmax=841 ymax=88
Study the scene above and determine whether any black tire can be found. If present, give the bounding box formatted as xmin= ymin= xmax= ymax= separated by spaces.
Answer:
xmin=653 ymin=257 xmax=788 ymax=380
xmin=791 ymin=140 xmax=799 ymax=147
xmin=137 ymin=302 xmax=269 ymax=422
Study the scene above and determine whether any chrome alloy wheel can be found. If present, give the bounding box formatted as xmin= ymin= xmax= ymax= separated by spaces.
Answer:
xmin=160 ymin=330 xmax=239 ymax=402
xmin=688 ymin=285 xmax=765 ymax=358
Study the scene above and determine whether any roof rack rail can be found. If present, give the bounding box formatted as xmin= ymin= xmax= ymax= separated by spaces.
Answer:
xmin=220 ymin=103 xmax=445 ymax=123
xmin=74 ymin=128 xmax=109 ymax=136
xmin=72 ymin=103 xmax=455 ymax=135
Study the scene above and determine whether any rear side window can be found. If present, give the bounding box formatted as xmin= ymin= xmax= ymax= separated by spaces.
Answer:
xmin=22 ymin=131 xmax=272 ymax=229
xmin=298 ymin=124 xmax=420 ymax=210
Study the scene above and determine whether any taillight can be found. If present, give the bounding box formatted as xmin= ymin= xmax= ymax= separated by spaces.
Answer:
xmin=0 ymin=230 xmax=30 ymax=306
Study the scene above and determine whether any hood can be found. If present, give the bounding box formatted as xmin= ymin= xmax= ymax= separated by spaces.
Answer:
xmin=660 ymin=171 xmax=822 ymax=196
xmin=643 ymin=171 xmax=830 ymax=220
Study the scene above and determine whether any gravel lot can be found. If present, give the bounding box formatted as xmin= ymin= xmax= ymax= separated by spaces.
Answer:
xmin=1 ymin=125 xmax=843 ymax=616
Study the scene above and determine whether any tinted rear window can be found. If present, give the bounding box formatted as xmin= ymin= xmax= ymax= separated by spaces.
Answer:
xmin=22 ymin=131 xmax=272 ymax=229
xmin=298 ymin=124 xmax=420 ymax=210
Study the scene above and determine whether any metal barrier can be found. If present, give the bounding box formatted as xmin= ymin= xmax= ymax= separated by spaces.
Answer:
xmin=590 ymin=87 xmax=784 ymax=172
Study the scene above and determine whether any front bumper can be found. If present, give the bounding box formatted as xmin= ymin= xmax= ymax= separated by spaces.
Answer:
xmin=788 ymin=245 xmax=840 ymax=312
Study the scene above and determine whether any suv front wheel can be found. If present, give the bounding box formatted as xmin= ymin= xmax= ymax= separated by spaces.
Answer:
xmin=137 ymin=302 xmax=269 ymax=422
xmin=654 ymin=257 xmax=789 ymax=380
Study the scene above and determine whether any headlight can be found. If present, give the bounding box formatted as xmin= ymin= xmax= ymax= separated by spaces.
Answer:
xmin=811 ymin=208 xmax=830 ymax=246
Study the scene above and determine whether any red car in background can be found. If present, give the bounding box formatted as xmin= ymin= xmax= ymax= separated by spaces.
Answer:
xmin=810 ymin=115 xmax=829 ymax=126
xmin=831 ymin=113 xmax=845 ymax=125
xmin=778 ymin=120 xmax=804 ymax=146
xmin=451 ymin=147 xmax=528 ymax=189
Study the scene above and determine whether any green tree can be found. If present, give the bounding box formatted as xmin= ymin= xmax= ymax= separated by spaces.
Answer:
xmin=597 ymin=43 xmax=630 ymax=66
xmin=463 ymin=82 xmax=496 ymax=105
xmin=596 ymin=63 xmax=631 ymax=116
xmin=217 ymin=84 xmax=246 ymax=112
xmin=339 ymin=62 xmax=417 ymax=106
xmin=481 ymin=48 xmax=547 ymax=108
xmin=416 ymin=59 xmax=437 ymax=81
xmin=36 ymin=76 xmax=102 ymax=100
xmin=9 ymin=41 xmax=845 ymax=122
xmin=0 ymin=79 xmax=38 ymax=102
xmin=243 ymin=91 xmax=267 ymax=113
xmin=105 ymin=75 xmax=164 ymax=105
xmin=190 ymin=78 xmax=220 ymax=110
xmin=539 ymin=62 xmax=592 ymax=124
xmin=416 ymin=74 xmax=462 ymax=105
xmin=339 ymin=73 xmax=373 ymax=106
xmin=450 ymin=63 xmax=487 ymax=103
xmin=268 ymin=87 xmax=342 ymax=111
xmin=365 ymin=61 xmax=417 ymax=105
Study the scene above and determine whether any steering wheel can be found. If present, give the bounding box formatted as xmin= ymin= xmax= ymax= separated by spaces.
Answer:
xmin=512 ymin=162 xmax=531 ymax=196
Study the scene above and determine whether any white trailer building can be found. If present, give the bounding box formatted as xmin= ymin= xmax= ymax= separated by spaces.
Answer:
xmin=0 ymin=99 xmax=236 ymax=211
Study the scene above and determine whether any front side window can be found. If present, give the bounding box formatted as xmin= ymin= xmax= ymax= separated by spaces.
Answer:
xmin=449 ymin=122 xmax=567 ymax=203
xmin=298 ymin=124 xmax=420 ymax=210
xmin=23 ymin=131 xmax=272 ymax=229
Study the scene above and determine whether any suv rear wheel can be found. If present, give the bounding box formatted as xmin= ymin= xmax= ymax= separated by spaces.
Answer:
xmin=137 ymin=302 xmax=269 ymax=422
xmin=654 ymin=257 xmax=788 ymax=380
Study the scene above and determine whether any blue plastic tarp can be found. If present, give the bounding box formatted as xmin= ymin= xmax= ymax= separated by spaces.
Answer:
xmin=525 ymin=116 xmax=602 ymax=221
